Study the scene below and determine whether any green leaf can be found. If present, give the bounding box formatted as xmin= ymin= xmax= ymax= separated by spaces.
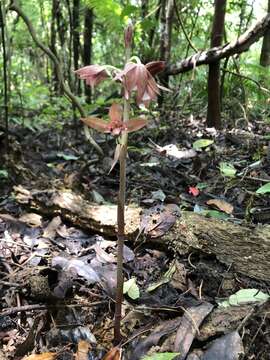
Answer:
xmin=57 ymin=152 xmax=79 ymax=161
xmin=192 ymin=139 xmax=214 ymax=150
xmin=256 ymin=182 xmax=270 ymax=194
xmin=0 ymin=170 xmax=8 ymax=178
xmin=142 ymin=352 xmax=180 ymax=360
xmin=219 ymin=162 xmax=237 ymax=178
xmin=219 ymin=289 xmax=269 ymax=308
xmin=123 ymin=278 xmax=140 ymax=300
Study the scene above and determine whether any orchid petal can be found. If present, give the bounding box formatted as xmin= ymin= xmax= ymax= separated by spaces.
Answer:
xmin=81 ymin=117 xmax=109 ymax=133
xmin=126 ymin=118 xmax=147 ymax=133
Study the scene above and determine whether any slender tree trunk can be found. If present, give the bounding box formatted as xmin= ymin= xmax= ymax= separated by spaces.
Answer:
xmin=73 ymin=0 xmax=81 ymax=94
xmin=260 ymin=0 xmax=270 ymax=66
xmin=159 ymin=0 xmax=174 ymax=105
xmin=206 ymin=0 xmax=227 ymax=129
xmin=65 ymin=0 xmax=73 ymax=90
xmin=83 ymin=7 xmax=93 ymax=103
xmin=0 ymin=1 xmax=9 ymax=155
xmin=50 ymin=0 xmax=59 ymax=92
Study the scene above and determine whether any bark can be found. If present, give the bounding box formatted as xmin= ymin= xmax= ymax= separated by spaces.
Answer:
xmin=73 ymin=0 xmax=81 ymax=94
xmin=50 ymin=0 xmax=60 ymax=92
xmin=8 ymin=1 xmax=103 ymax=155
xmin=13 ymin=186 xmax=270 ymax=282
xmin=160 ymin=0 xmax=174 ymax=86
xmin=0 ymin=1 xmax=9 ymax=154
xmin=206 ymin=0 xmax=227 ymax=129
xmin=166 ymin=14 xmax=270 ymax=75
xmin=260 ymin=0 xmax=270 ymax=66
xmin=83 ymin=7 xmax=93 ymax=103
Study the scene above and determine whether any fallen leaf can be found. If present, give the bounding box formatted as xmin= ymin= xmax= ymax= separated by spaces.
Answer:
xmin=219 ymin=162 xmax=236 ymax=178
xmin=76 ymin=340 xmax=91 ymax=360
xmin=256 ymin=182 xmax=270 ymax=194
xmin=143 ymin=353 xmax=180 ymax=360
xmin=43 ymin=216 xmax=62 ymax=239
xmin=19 ymin=213 xmax=42 ymax=227
xmin=22 ymin=353 xmax=56 ymax=360
xmin=123 ymin=278 xmax=140 ymax=299
xmin=206 ymin=199 xmax=233 ymax=214
xmin=193 ymin=139 xmax=214 ymax=150
xmin=188 ymin=187 xmax=200 ymax=197
xmin=174 ymin=302 xmax=214 ymax=359
xmin=202 ymin=331 xmax=243 ymax=360
xmin=102 ymin=347 xmax=121 ymax=360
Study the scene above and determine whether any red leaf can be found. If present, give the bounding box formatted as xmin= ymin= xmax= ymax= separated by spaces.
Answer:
xmin=81 ymin=117 xmax=109 ymax=133
xmin=126 ymin=118 xmax=147 ymax=133
xmin=188 ymin=186 xmax=200 ymax=197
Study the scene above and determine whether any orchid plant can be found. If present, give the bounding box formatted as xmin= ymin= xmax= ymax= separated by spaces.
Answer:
xmin=75 ymin=24 xmax=166 ymax=344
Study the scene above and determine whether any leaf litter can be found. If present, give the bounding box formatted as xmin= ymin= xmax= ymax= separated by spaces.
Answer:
xmin=1 ymin=113 xmax=270 ymax=359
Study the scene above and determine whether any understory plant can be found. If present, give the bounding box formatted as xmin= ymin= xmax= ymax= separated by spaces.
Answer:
xmin=75 ymin=24 xmax=166 ymax=344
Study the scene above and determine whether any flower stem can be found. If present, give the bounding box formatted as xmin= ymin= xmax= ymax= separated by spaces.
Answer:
xmin=114 ymin=44 xmax=131 ymax=345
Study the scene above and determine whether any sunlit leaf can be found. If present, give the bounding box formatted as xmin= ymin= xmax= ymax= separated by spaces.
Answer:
xmin=192 ymin=139 xmax=214 ymax=149
xmin=206 ymin=199 xmax=233 ymax=214
xmin=219 ymin=162 xmax=237 ymax=178
xmin=219 ymin=289 xmax=269 ymax=308
xmin=57 ymin=152 xmax=79 ymax=161
xmin=23 ymin=353 xmax=56 ymax=360
xmin=76 ymin=340 xmax=91 ymax=360
xmin=123 ymin=278 xmax=140 ymax=299
xmin=256 ymin=182 xmax=270 ymax=194
xmin=142 ymin=353 xmax=180 ymax=360
xmin=0 ymin=170 xmax=8 ymax=178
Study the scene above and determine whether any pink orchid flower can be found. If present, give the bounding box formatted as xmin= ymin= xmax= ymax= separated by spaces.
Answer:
xmin=81 ymin=103 xmax=147 ymax=136
xmin=75 ymin=65 xmax=109 ymax=88
xmin=115 ymin=61 xmax=165 ymax=106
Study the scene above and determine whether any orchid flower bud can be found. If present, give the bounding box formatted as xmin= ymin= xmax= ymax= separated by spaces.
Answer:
xmin=124 ymin=22 xmax=133 ymax=49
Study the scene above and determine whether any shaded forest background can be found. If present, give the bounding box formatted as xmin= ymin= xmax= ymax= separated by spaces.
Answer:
xmin=0 ymin=0 xmax=270 ymax=153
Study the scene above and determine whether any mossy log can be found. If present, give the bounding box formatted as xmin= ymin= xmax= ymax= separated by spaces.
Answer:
xmin=14 ymin=186 xmax=270 ymax=281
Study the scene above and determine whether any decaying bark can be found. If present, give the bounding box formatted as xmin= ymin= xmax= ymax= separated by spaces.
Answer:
xmin=167 ymin=14 xmax=270 ymax=75
xmin=13 ymin=186 xmax=270 ymax=282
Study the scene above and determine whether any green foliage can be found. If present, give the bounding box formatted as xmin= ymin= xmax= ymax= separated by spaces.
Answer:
xmin=142 ymin=353 xmax=180 ymax=360
xmin=256 ymin=183 xmax=270 ymax=194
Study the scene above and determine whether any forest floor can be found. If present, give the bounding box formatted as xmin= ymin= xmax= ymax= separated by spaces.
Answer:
xmin=1 ymin=111 xmax=270 ymax=360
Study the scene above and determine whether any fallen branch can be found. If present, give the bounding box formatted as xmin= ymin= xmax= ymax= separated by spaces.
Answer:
xmin=13 ymin=186 xmax=270 ymax=282
xmin=167 ymin=14 xmax=270 ymax=75
xmin=8 ymin=1 xmax=103 ymax=156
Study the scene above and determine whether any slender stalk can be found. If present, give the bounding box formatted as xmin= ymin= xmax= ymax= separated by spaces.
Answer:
xmin=114 ymin=43 xmax=131 ymax=345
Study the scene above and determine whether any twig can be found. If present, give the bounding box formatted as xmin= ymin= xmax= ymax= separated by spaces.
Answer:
xmin=0 ymin=301 xmax=106 ymax=318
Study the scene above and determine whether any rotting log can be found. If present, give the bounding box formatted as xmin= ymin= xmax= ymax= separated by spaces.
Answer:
xmin=13 ymin=186 xmax=270 ymax=282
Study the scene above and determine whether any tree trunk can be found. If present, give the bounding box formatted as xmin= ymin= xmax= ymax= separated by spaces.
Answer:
xmin=260 ymin=0 xmax=270 ymax=66
xmin=159 ymin=0 xmax=174 ymax=86
xmin=50 ymin=0 xmax=60 ymax=93
xmin=206 ymin=0 xmax=227 ymax=129
xmin=83 ymin=7 xmax=93 ymax=103
xmin=73 ymin=0 xmax=81 ymax=94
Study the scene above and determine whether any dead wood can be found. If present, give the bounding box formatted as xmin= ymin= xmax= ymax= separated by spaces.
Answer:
xmin=14 ymin=186 xmax=270 ymax=282
xmin=167 ymin=14 xmax=270 ymax=75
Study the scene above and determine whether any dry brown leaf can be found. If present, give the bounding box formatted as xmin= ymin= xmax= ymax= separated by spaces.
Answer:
xmin=102 ymin=346 xmax=121 ymax=360
xmin=23 ymin=353 xmax=56 ymax=360
xmin=206 ymin=199 xmax=233 ymax=214
xmin=76 ymin=340 xmax=91 ymax=360
xmin=19 ymin=213 xmax=42 ymax=227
